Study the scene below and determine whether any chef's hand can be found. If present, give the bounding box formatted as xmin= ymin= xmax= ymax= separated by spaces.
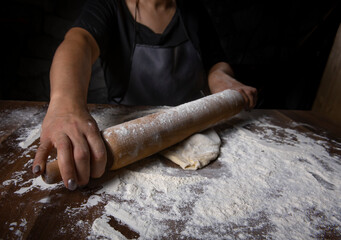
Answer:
xmin=32 ymin=101 xmax=107 ymax=190
xmin=208 ymin=62 xmax=257 ymax=110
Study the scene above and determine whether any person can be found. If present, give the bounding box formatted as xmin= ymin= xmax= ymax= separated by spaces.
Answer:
xmin=32 ymin=0 xmax=257 ymax=190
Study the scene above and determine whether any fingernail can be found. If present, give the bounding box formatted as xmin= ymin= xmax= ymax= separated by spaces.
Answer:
xmin=67 ymin=179 xmax=77 ymax=191
xmin=33 ymin=165 xmax=41 ymax=174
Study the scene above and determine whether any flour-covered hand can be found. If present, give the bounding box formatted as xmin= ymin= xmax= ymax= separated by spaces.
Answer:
xmin=33 ymin=101 xmax=107 ymax=190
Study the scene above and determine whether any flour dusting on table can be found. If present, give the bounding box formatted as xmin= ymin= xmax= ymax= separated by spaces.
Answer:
xmin=87 ymin=111 xmax=341 ymax=239
xmin=18 ymin=124 xmax=41 ymax=149
xmin=2 ymin=107 xmax=340 ymax=239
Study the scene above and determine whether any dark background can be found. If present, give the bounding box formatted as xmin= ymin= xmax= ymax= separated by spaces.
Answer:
xmin=1 ymin=0 xmax=340 ymax=109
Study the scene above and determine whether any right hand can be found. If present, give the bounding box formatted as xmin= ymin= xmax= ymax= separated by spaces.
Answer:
xmin=32 ymin=101 xmax=107 ymax=190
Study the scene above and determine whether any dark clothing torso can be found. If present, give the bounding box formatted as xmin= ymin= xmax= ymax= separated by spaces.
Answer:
xmin=73 ymin=0 xmax=227 ymax=104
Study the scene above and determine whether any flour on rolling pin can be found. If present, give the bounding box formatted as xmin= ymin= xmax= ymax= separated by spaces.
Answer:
xmin=101 ymin=89 xmax=243 ymax=170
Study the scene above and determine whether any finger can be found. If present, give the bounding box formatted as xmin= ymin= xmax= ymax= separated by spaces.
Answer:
xmin=238 ymin=89 xmax=250 ymax=110
xmin=86 ymin=123 xmax=107 ymax=178
xmin=55 ymin=134 xmax=78 ymax=190
xmin=251 ymin=89 xmax=258 ymax=108
xmin=71 ymin=134 xmax=91 ymax=186
xmin=247 ymin=90 xmax=255 ymax=109
xmin=33 ymin=140 xmax=53 ymax=175
xmin=244 ymin=87 xmax=258 ymax=110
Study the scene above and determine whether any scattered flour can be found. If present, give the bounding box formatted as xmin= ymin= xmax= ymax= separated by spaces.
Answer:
xmin=88 ymin=112 xmax=341 ymax=239
xmin=2 ymin=159 xmax=62 ymax=196
xmin=14 ymin=176 xmax=63 ymax=194
xmin=2 ymin=171 xmax=27 ymax=186
xmin=18 ymin=124 xmax=41 ymax=149
xmin=0 ymin=107 xmax=40 ymax=136
xmin=7 ymin=218 xmax=27 ymax=237
xmin=0 ymin=106 xmax=44 ymax=149
xmin=3 ymin=106 xmax=340 ymax=239
xmin=38 ymin=196 xmax=51 ymax=204
xmin=92 ymin=217 xmax=128 ymax=240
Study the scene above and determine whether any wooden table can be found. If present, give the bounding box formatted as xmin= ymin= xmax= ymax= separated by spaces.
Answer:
xmin=0 ymin=101 xmax=340 ymax=239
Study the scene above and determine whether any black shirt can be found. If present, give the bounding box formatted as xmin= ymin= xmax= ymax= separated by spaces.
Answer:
xmin=123 ymin=2 xmax=186 ymax=47
xmin=73 ymin=0 xmax=227 ymax=101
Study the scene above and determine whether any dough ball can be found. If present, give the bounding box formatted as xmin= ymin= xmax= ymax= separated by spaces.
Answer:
xmin=160 ymin=128 xmax=221 ymax=170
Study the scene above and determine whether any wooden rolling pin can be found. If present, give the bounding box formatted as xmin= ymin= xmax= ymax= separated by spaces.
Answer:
xmin=42 ymin=89 xmax=244 ymax=184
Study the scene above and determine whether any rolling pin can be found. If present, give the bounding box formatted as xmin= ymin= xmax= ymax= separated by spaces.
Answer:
xmin=42 ymin=89 xmax=244 ymax=184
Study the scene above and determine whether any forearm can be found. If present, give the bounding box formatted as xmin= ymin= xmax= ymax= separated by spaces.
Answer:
xmin=49 ymin=28 xmax=99 ymax=110
xmin=208 ymin=62 xmax=258 ymax=109
xmin=34 ymin=28 xmax=105 ymax=189
xmin=208 ymin=62 xmax=237 ymax=94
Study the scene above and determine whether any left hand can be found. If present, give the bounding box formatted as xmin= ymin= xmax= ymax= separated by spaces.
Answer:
xmin=208 ymin=62 xmax=258 ymax=110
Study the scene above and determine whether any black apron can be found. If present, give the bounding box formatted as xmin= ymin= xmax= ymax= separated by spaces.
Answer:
xmin=120 ymin=8 xmax=206 ymax=106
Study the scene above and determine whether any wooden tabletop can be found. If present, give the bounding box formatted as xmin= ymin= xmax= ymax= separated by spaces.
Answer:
xmin=0 ymin=100 xmax=340 ymax=239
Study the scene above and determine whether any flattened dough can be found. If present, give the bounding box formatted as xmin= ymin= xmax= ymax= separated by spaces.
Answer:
xmin=160 ymin=128 xmax=221 ymax=170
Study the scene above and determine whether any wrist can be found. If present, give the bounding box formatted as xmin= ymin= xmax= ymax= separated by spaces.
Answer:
xmin=208 ymin=70 xmax=235 ymax=93
xmin=49 ymin=94 xmax=88 ymax=113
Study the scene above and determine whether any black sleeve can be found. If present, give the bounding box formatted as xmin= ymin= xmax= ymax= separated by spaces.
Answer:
xmin=196 ymin=1 xmax=229 ymax=71
xmin=72 ymin=0 xmax=117 ymax=55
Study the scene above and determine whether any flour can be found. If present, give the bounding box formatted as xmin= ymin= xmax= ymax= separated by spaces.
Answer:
xmin=2 ymin=171 xmax=27 ymax=186
xmin=4 ymin=105 xmax=340 ymax=239
xmin=2 ymin=156 xmax=62 ymax=196
xmin=88 ymin=112 xmax=341 ymax=239
xmin=38 ymin=196 xmax=51 ymax=204
xmin=14 ymin=176 xmax=63 ymax=194
xmin=0 ymin=106 xmax=44 ymax=149
xmin=91 ymin=107 xmax=168 ymax=131
xmin=18 ymin=124 xmax=41 ymax=149
xmin=7 ymin=218 xmax=27 ymax=237
xmin=92 ymin=217 xmax=128 ymax=240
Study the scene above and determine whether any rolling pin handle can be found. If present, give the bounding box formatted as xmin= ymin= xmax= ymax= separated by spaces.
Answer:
xmin=41 ymin=142 xmax=114 ymax=185
xmin=41 ymin=160 xmax=62 ymax=184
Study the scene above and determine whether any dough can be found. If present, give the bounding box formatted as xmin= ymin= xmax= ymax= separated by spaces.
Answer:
xmin=160 ymin=128 xmax=221 ymax=170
